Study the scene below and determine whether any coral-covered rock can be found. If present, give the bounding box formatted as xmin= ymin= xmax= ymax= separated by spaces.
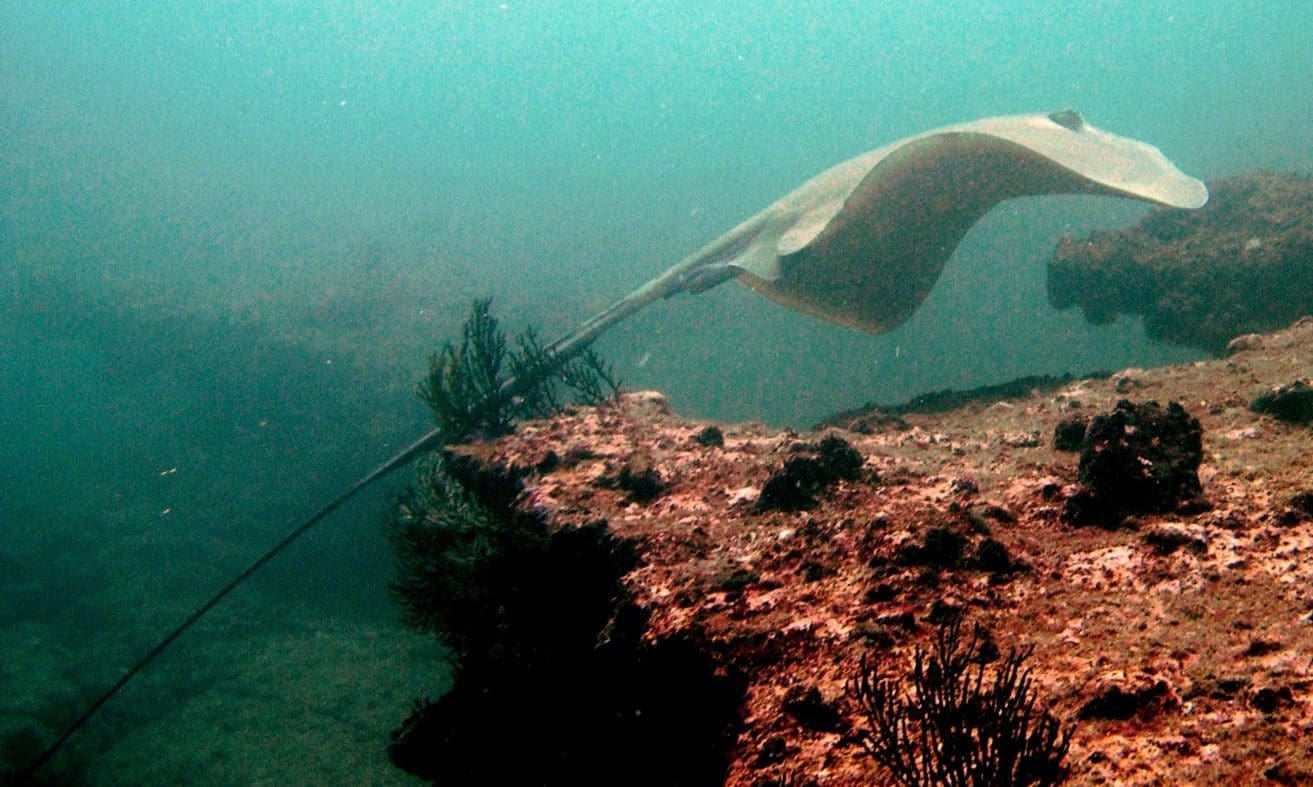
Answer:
xmin=1078 ymin=679 xmax=1176 ymax=722
xmin=405 ymin=317 xmax=1313 ymax=786
xmin=1251 ymin=378 xmax=1313 ymax=424
xmin=755 ymin=434 xmax=864 ymax=512
xmin=1047 ymin=171 xmax=1313 ymax=353
xmin=1064 ymin=400 xmax=1205 ymax=527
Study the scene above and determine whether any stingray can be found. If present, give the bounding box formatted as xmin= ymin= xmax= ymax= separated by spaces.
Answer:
xmin=24 ymin=110 xmax=1206 ymax=774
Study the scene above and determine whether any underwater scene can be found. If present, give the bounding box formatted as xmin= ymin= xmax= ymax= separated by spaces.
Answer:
xmin=3 ymin=2 xmax=1313 ymax=785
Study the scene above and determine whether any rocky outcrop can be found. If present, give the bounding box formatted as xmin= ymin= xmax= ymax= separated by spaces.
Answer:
xmin=424 ymin=317 xmax=1313 ymax=785
xmin=1047 ymin=171 xmax=1313 ymax=353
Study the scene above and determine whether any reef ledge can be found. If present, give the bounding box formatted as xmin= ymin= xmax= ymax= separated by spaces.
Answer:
xmin=435 ymin=316 xmax=1313 ymax=785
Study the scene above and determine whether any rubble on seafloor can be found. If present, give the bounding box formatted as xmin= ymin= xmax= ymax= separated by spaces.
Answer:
xmin=436 ymin=316 xmax=1313 ymax=786
xmin=1048 ymin=171 xmax=1313 ymax=354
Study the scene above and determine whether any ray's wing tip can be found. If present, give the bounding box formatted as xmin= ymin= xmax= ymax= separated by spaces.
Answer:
xmin=1152 ymin=174 xmax=1209 ymax=210
xmin=1183 ymin=179 xmax=1210 ymax=209
xmin=1036 ymin=110 xmax=1209 ymax=211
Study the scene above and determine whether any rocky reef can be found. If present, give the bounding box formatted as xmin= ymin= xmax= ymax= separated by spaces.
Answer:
xmin=1047 ymin=171 xmax=1313 ymax=353
xmin=398 ymin=316 xmax=1313 ymax=785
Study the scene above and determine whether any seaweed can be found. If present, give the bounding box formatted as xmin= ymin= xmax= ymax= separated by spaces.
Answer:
xmin=388 ymin=451 xmax=627 ymax=677
xmin=388 ymin=456 xmax=552 ymax=665
xmin=560 ymin=346 xmax=621 ymax=407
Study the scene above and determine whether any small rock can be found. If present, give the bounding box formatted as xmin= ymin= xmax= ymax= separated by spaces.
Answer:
xmin=561 ymin=444 xmax=598 ymax=466
xmin=780 ymin=686 xmax=845 ymax=732
xmin=595 ymin=459 xmax=666 ymax=504
xmin=975 ymin=538 xmax=1014 ymax=573
xmin=965 ymin=503 xmax=1016 ymax=529
xmin=876 ymin=611 xmax=918 ymax=632
xmin=816 ymin=434 xmax=864 ymax=481
xmin=1223 ymin=426 xmax=1261 ymax=440
xmin=863 ymin=583 xmax=897 ymax=604
xmin=1251 ymin=379 xmax=1313 ymax=424
xmin=799 ymin=561 xmax=829 ymax=582
xmin=838 ymin=409 xmax=911 ymax=434
xmin=536 ymin=450 xmax=561 ymax=473
xmin=1113 ymin=369 xmax=1145 ymax=393
xmin=755 ymin=435 xmax=864 ymax=512
xmin=1251 ymin=685 xmax=1294 ymax=713
xmin=1053 ymin=416 xmax=1090 ymax=451
xmin=1225 ymin=332 xmax=1265 ymax=355
xmin=756 ymin=457 xmax=829 ymax=512
xmin=950 ymin=476 xmax=979 ymax=495
xmin=1242 ymin=639 xmax=1283 ymax=658
xmin=693 ymin=425 xmax=725 ymax=448
xmin=1078 ymin=680 xmax=1174 ymax=721
xmin=1290 ymin=490 xmax=1313 ymax=519
xmin=628 ymin=389 xmax=669 ymax=410
xmin=1206 ymin=675 xmax=1251 ymax=699
xmin=1142 ymin=523 xmax=1207 ymax=555
xmin=1263 ymin=761 xmax=1311 ymax=785
xmin=897 ymin=527 xmax=966 ymax=568
xmin=1064 ymin=400 xmax=1205 ymax=527
xmin=851 ymin=620 xmax=897 ymax=647
xmin=1000 ymin=431 xmax=1042 ymax=448
xmin=713 ymin=568 xmax=760 ymax=593
xmin=924 ymin=599 xmax=963 ymax=626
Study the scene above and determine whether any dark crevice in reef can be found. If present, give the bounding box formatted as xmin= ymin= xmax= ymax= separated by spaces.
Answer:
xmin=391 ymin=632 xmax=743 ymax=786
xmin=388 ymin=452 xmax=745 ymax=786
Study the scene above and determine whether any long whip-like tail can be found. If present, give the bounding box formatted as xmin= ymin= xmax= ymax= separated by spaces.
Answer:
xmin=20 ymin=261 xmax=716 ymax=776
xmin=19 ymin=426 xmax=442 ymax=776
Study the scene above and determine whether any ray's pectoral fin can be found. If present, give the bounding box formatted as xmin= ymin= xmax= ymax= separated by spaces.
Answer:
xmin=776 ymin=200 xmax=847 ymax=260
xmin=728 ymin=112 xmax=1208 ymax=333
xmin=548 ymin=111 xmax=1208 ymax=358
xmin=735 ymin=132 xmax=1095 ymax=332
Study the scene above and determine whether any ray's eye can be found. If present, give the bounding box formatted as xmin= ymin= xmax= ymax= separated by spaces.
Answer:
xmin=1048 ymin=109 xmax=1085 ymax=131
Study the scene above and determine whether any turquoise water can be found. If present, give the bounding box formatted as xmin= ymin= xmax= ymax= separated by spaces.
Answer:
xmin=2 ymin=2 xmax=1311 ymax=782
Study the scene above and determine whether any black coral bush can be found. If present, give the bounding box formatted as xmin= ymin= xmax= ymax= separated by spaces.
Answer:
xmin=850 ymin=620 xmax=1071 ymax=787
xmin=386 ymin=456 xmax=743 ymax=785
xmin=388 ymin=457 xmax=550 ymax=667
xmin=417 ymin=297 xmax=514 ymax=440
xmin=417 ymin=297 xmax=618 ymax=442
